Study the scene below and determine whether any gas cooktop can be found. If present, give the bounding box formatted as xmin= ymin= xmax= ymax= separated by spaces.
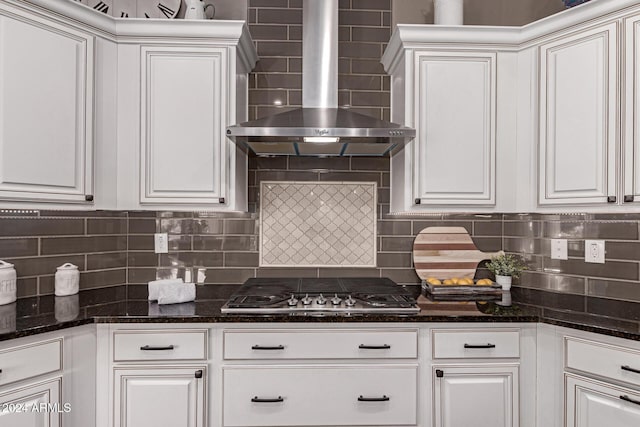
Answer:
xmin=220 ymin=277 xmax=420 ymax=315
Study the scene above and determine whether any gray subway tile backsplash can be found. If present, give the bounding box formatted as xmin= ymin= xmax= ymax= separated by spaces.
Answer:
xmin=2 ymin=207 xmax=640 ymax=301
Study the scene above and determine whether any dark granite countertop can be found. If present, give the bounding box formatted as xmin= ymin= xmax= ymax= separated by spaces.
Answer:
xmin=0 ymin=285 xmax=638 ymax=342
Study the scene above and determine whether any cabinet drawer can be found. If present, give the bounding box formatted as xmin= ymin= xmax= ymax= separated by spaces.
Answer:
xmin=432 ymin=328 xmax=520 ymax=359
xmin=222 ymin=365 xmax=417 ymax=426
xmin=113 ymin=329 xmax=207 ymax=362
xmin=565 ymin=337 xmax=640 ymax=388
xmin=223 ymin=329 xmax=418 ymax=360
xmin=0 ymin=339 xmax=62 ymax=386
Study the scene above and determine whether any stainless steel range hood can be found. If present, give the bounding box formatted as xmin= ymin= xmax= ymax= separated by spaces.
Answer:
xmin=226 ymin=0 xmax=415 ymax=157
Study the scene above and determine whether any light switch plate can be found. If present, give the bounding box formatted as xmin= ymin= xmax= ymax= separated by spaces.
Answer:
xmin=551 ymin=239 xmax=568 ymax=260
xmin=154 ymin=233 xmax=168 ymax=254
xmin=584 ymin=240 xmax=605 ymax=264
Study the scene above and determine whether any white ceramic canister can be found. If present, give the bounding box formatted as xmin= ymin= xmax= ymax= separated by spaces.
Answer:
xmin=0 ymin=260 xmax=17 ymax=306
xmin=55 ymin=263 xmax=80 ymax=296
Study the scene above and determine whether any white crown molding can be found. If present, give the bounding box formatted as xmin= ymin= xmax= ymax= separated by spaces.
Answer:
xmin=5 ymin=0 xmax=256 ymax=67
xmin=383 ymin=0 xmax=640 ymax=72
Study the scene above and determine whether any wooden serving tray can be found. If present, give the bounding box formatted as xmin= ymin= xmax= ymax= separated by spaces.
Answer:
xmin=413 ymin=226 xmax=502 ymax=281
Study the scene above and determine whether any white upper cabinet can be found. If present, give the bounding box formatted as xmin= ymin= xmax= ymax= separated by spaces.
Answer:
xmin=413 ymin=51 xmax=496 ymax=205
xmin=0 ymin=0 xmax=256 ymax=211
xmin=623 ymin=12 xmax=640 ymax=204
xmin=139 ymin=46 xmax=227 ymax=205
xmin=0 ymin=2 xmax=94 ymax=204
xmin=382 ymin=26 xmax=517 ymax=213
xmin=538 ymin=22 xmax=618 ymax=205
xmin=116 ymin=23 xmax=256 ymax=211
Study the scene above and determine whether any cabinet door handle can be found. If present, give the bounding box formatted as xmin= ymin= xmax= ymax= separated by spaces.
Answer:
xmin=464 ymin=343 xmax=496 ymax=349
xmin=621 ymin=365 xmax=640 ymax=374
xmin=624 ymin=195 xmax=635 ymax=203
xmin=358 ymin=395 xmax=390 ymax=402
xmin=251 ymin=345 xmax=285 ymax=350
xmin=195 ymin=370 xmax=203 ymax=379
xmin=435 ymin=369 xmax=444 ymax=378
xmin=140 ymin=345 xmax=174 ymax=351
xmin=359 ymin=344 xmax=391 ymax=350
xmin=607 ymin=196 xmax=617 ymax=203
xmin=251 ymin=396 xmax=283 ymax=403
xmin=620 ymin=395 xmax=640 ymax=406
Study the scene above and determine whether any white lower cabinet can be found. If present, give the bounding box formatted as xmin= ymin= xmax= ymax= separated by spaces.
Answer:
xmin=222 ymin=365 xmax=417 ymax=427
xmin=101 ymin=326 xmax=209 ymax=427
xmin=0 ymin=378 xmax=62 ymax=427
xmin=432 ymin=364 xmax=519 ymax=427
xmin=114 ymin=366 xmax=206 ymax=427
xmin=565 ymin=374 xmax=640 ymax=427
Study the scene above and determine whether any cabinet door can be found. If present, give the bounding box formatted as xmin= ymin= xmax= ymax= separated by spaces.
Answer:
xmin=0 ymin=377 xmax=61 ymax=427
xmin=566 ymin=374 xmax=640 ymax=427
xmin=413 ymin=51 xmax=496 ymax=205
xmin=114 ymin=366 xmax=206 ymax=427
xmin=624 ymin=13 xmax=640 ymax=204
xmin=0 ymin=4 xmax=94 ymax=203
xmin=539 ymin=22 xmax=618 ymax=205
xmin=140 ymin=46 xmax=227 ymax=205
xmin=433 ymin=364 xmax=519 ymax=427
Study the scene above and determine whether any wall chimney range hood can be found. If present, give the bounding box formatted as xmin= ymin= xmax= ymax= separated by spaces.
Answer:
xmin=226 ymin=0 xmax=415 ymax=157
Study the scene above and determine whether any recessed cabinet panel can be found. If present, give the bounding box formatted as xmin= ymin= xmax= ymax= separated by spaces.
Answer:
xmin=140 ymin=46 xmax=226 ymax=204
xmin=114 ymin=366 xmax=206 ymax=427
xmin=539 ymin=23 xmax=618 ymax=205
xmin=0 ymin=9 xmax=93 ymax=203
xmin=0 ymin=378 xmax=61 ymax=427
xmin=414 ymin=51 xmax=496 ymax=205
xmin=624 ymin=14 xmax=640 ymax=203
xmin=566 ymin=375 xmax=640 ymax=427
xmin=433 ymin=365 xmax=518 ymax=427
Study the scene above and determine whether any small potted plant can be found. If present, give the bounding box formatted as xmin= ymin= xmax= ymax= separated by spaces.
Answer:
xmin=486 ymin=253 xmax=526 ymax=290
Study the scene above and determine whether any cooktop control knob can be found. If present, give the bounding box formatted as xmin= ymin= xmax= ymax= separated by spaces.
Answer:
xmin=344 ymin=295 xmax=356 ymax=307
xmin=316 ymin=294 xmax=327 ymax=305
xmin=287 ymin=294 xmax=299 ymax=306
xmin=331 ymin=294 xmax=342 ymax=305
xmin=301 ymin=294 xmax=313 ymax=305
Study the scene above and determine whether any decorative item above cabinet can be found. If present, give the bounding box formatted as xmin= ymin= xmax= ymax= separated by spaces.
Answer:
xmin=72 ymin=0 xmax=181 ymax=19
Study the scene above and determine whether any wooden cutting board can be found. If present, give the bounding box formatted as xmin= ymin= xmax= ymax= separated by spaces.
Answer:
xmin=413 ymin=226 xmax=502 ymax=281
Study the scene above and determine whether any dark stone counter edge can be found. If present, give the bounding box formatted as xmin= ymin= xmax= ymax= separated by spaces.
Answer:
xmin=2 ymin=313 xmax=639 ymax=343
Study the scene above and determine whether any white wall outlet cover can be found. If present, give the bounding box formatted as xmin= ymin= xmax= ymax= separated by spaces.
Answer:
xmin=584 ymin=239 xmax=605 ymax=264
xmin=154 ymin=233 xmax=169 ymax=254
xmin=551 ymin=239 xmax=568 ymax=260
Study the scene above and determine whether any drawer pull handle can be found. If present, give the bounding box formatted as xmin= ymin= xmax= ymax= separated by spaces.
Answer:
xmin=620 ymin=395 xmax=640 ymax=406
xmin=358 ymin=395 xmax=390 ymax=402
xmin=359 ymin=344 xmax=391 ymax=350
xmin=464 ymin=343 xmax=496 ymax=349
xmin=621 ymin=365 xmax=640 ymax=374
xmin=140 ymin=345 xmax=175 ymax=351
xmin=251 ymin=396 xmax=283 ymax=403
xmin=251 ymin=345 xmax=285 ymax=350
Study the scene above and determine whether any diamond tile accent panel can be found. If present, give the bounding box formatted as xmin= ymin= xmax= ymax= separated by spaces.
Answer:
xmin=260 ymin=181 xmax=377 ymax=267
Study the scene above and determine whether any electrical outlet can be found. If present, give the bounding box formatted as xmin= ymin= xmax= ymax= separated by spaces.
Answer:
xmin=154 ymin=233 xmax=168 ymax=254
xmin=584 ymin=240 xmax=605 ymax=264
xmin=551 ymin=239 xmax=568 ymax=260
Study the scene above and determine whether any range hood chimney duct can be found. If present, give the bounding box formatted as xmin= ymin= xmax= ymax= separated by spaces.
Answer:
xmin=225 ymin=0 xmax=415 ymax=157
xmin=303 ymin=0 xmax=338 ymax=108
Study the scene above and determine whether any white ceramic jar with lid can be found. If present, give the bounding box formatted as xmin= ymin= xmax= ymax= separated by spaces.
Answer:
xmin=0 ymin=260 xmax=17 ymax=305
xmin=55 ymin=263 xmax=79 ymax=296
